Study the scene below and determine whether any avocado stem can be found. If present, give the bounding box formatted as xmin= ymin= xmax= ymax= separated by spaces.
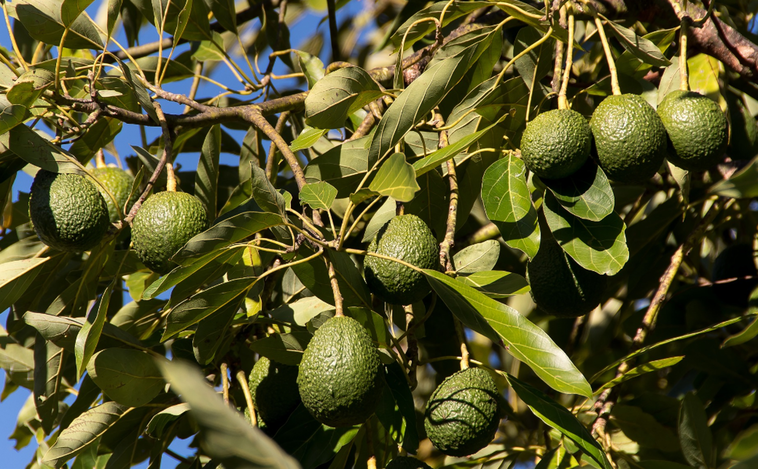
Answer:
xmin=236 ymin=369 xmax=257 ymax=427
xmin=558 ymin=5 xmax=575 ymax=111
xmin=455 ymin=318 xmax=470 ymax=370
xmin=326 ymin=255 xmax=345 ymax=317
xmin=679 ymin=19 xmax=691 ymax=91
xmin=95 ymin=149 xmax=107 ymax=169
xmin=592 ymin=14 xmax=621 ymax=96
xmin=166 ymin=163 xmax=177 ymax=192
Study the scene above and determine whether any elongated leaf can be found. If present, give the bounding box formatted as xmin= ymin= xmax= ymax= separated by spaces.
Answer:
xmin=482 ymin=155 xmax=540 ymax=258
xmin=34 ymin=334 xmax=66 ymax=434
xmin=457 ymin=271 xmax=530 ymax=298
xmin=0 ymin=258 xmax=48 ymax=312
xmin=61 ymin=0 xmax=96 ymax=26
xmin=249 ymin=332 xmax=312 ymax=366
xmin=44 ymin=402 xmax=134 ymax=468
xmin=376 ymin=362 xmax=418 ymax=452
xmin=300 ymin=182 xmax=338 ymax=211
xmin=391 ymin=1 xmax=491 ymax=51
xmin=543 ymin=191 xmax=628 ymax=275
xmin=145 ymin=403 xmax=191 ymax=437
xmin=24 ymin=312 xmax=142 ymax=351
xmin=305 ymin=67 xmax=383 ymax=129
xmin=291 ymin=127 xmax=329 ymax=152
xmin=74 ymin=281 xmax=115 ymax=380
xmin=193 ymin=296 xmax=243 ymax=365
xmin=14 ymin=0 xmax=104 ymax=49
xmin=174 ymin=211 xmax=283 ymax=262
xmin=162 ymin=277 xmax=254 ymax=340
xmin=156 ymin=358 xmax=302 ymax=469
xmin=370 ymin=27 xmax=495 ymax=165
xmin=507 ymin=375 xmax=612 ymax=469
xmin=611 ymin=405 xmax=680 ymax=452
xmin=453 ymin=240 xmax=499 ymax=274
xmin=251 ymin=163 xmax=287 ymax=216
xmin=424 ymin=270 xmax=591 ymax=396
xmin=86 ymin=348 xmax=164 ymax=407
xmin=368 ymin=153 xmax=419 ymax=202
xmin=679 ymin=393 xmax=714 ymax=469
xmin=8 ymin=125 xmax=87 ymax=174
xmin=304 ymin=136 xmax=371 ymax=197
xmin=709 ymin=155 xmax=758 ymax=199
xmin=0 ymin=96 xmax=27 ymax=134
xmin=514 ymin=27 xmax=554 ymax=90
xmin=604 ymin=19 xmax=670 ymax=67
xmin=594 ymin=356 xmax=684 ymax=395
xmin=543 ymin=162 xmax=615 ymax=222
xmin=196 ymin=125 xmax=221 ymax=220
xmin=291 ymin=248 xmax=371 ymax=309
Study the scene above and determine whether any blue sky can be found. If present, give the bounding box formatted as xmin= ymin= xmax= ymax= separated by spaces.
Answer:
xmin=0 ymin=0 xmax=373 ymax=466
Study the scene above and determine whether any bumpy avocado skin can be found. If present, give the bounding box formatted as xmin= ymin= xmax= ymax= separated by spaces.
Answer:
xmin=364 ymin=214 xmax=439 ymax=305
xmin=424 ymin=367 xmax=501 ymax=457
xmin=385 ymin=456 xmax=433 ymax=469
xmin=248 ymin=356 xmax=301 ymax=430
xmin=297 ymin=316 xmax=384 ymax=427
xmin=657 ymin=90 xmax=728 ymax=171
xmin=131 ymin=191 xmax=208 ymax=274
xmin=526 ymin=237 xmax=607 ymax=317
xmin=29 ymin=170 xmax=110 ymax=252
xmin=521 ymin=109 xmax=592 ymax=180
xmin=92 ymin=167 xmax=138 ymax=223
xmin=590 ymin=93 xmax=667 ymax=183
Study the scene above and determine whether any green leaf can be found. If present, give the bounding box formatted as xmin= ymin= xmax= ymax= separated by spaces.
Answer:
xmin=424 ymin=270 xmax=591 ymax=396
xmin=391 ymin=1 xmax=491 ymax=51
xmin=611 ymin=405 xmax=680 ymax=452
xmin=193 ymin=295 xmax=242 ymax=365
xmin=174 ymin=211 xmax=283 ymax=262
xmin=145 ymin=403 xmax=191 ymax=437
xmin=362 ymin=197 xmax=395 ymax=243
xmin=192 ymin=31 xmax=226 ymax=62
xmin=0 ymin=258 xmax=49 ymax=313
xmin=33 ymin=334 xmax=66 ymax=434
xmin=106 ymin=0 xmax=123 ymax=37
xmin=305 ymin=67 xmax=383 ymax=129
xmin=543 ymin=191 xmax=628 ymax=275
xmin=68 ymin=117 xmax=123 ymax=162
xmin=375 ymin=362 xmax=419 ymax=452
xmin=295 ymin=51 xmax=325 ymax=89
xmin=162 ymin=278 xmax=253 ymax=341
xmin=43 ymin=402 xmax=134 ymax=468
xmin=594 ymin=356 xmax=684 ymax=395
xmin=7 ymin=125 xmax=87 ymax=174
xmin=368 ymin=153 xmax=419 ymax=203
xmin=543 ymin=162 xmax=615 ymax=222
xmin=86 ymin=348 xmax=164 ymax=407
xmin=604 ymin=19 xmax=670 ymax=67
xmin=156 ymin=358 xmax=301 ymax=469
xmin=251 ymin=163 xmax=287 ymax=216
xmin=249 ymin=332 xmax=312 ymax=366
xmin=74 ymin=281 xmax=115 ymax=381
xmin=457 ymin=271 xmax=530 ymax=298
xmin=370 ymin=27 xmax=496 ymax=164
xmin=723 ymin=314 xmax=758 ymax=348
xmin=290 ymin=248 xmax=371 ymax=309
xmin=304 ymin=136 xmax=371 ymax=198
xmin=300 ymin=181 xmax=338 ymax=211
xmin=60 ymin=0 xmax=96 ymax=26
xmin=291 ymin=127 xmax=329 ymax=152
xmin=0 ymin=96 xmax=28 ymax=134
xmin=196 ymin=125 xmax=221 ymax=220
xmin=514 ymin=27 xmax=555 ymax=90
xmin=453 ymin=240 xmax=500 ymax=274
xmin=709 ymin=155 xmax=758 ymax=198
xmin=290 ymin=422 xmax=359 ymax=469
xmin=507 ymin=375 xmax=612 ymax=469
xmin=209 ymin=0 xmax=237 ymax=33
xmin=24 ymin=312 xmax=142 ymax=351
xmin=482 ymin=155 xmax=540 ymax=259
xmin=14 ymin=0 xmax=104 ymax=49
xmin=679 ymin=392 xmax=714 ymax=469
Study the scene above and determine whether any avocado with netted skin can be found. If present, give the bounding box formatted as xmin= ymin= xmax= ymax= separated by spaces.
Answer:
xmin=92 ymin=166 xmax=138 ymax=222
xmin=657 ymin=90 xmax=728 ymax=171
xmin=521 ymin=109 xmax=592 ymax=180
xmin=29 ymin=170 xmax=110 ymax=252
xmin=526 ymin=236 xmax=607 ymax=317
xmin=364 ymin=214 xmax=439 ymax=305
xmin=297 ymin=315 xmax=383 ymax=427
xmin=424 ymin=366 xmax=501 ymax=457
xmin=247 ymin=356 xmax=301 ymax=430
xmin=590 ymin=93 xmax=667 ymax=183
xmin=131 ymin=191 xmax=208 ymax=274
xmin=385 ymin=456 xmax=432 ymax=469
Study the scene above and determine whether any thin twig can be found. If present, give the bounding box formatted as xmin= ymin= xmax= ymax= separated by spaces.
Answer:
xmin=220 ymin=362 xmax=230 ymax=406
xmin=265 ymin=112 xmax=290 ymax=183
xmin=236 ymin=369 xmax=257 ymax=427
xmin=326 ymin=0 xmax=341 ymax=62
xmin=326 ymin=253 xmax=344 ymax=317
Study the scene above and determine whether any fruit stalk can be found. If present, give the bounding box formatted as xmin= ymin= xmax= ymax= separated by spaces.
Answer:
xmin=455 ymin=317 xmax=470 ymax=370
xmin=439 ymin=133 xmax=458 ymax=272
xmin=679 ymin=16 xmax=690 ymax=91
xmin=236 ymin=369 xmax=257 ymax=427
xmin=558 ymin=5 xmax=576 ymax=110
xmin=586 ymin=3 xmax=621 ymax=96
xmin=326 ymin=253 xmax=345 ymax=317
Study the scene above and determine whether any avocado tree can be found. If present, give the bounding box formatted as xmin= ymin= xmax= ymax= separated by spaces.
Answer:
xmin=2 ymin=0 xmax=758 ymax=468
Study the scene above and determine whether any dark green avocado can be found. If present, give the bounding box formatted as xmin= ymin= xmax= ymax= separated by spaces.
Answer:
xmin=521 ymin=109 xmax=592 ymax=180
xmin=297 ymin=315 xmax=383 ymax=427
xmin=248 ymin=356 xmax=301 ymax=430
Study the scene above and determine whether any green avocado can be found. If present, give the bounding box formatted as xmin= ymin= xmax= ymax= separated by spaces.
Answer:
xmin=526 ymin=236 xmax=607 ymax=317
xmin=29 ymin=170 xmax=110 ymax=252
xmin=297 ymin=315 xmax=383 ymax=427
xmin=424 ymin=366 xmax=501 ymax=457
xmin=364 ymin=214 xmax=439 ymax=305
xmin=590 ymin=93 xmax=667 ymax=183
xmin=92 ymin=166 xmax=138 ymax=222
xmin=657 ymin=90 xmax=728 ymax=171
xmin=247 ymin=356 xmax=301 ymax=430
xmin=131 ymin=191 xmax=208 ymax=274
xmin=521 ymin=109 xmax=592 ymax=180
xmin=385 ymin=456 xmax=432 ymax=469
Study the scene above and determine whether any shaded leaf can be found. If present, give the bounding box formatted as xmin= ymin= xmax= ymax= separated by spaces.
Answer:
xmin=249 ymin=332 xmax=312 ymax=366
xmin=74 ymin=281 xmax=115 ymax=380
xmin=391 ymin=1 xmax=491 ymax=51
xmin=424 ymin=270 xmax=591 ymax=396
xmin=612 ymin=405 xmax=680 ymax=452
xmin=453 ymin=240 xmax=500 ymax=274
xmin=8 ymin=125 xmax=87 ymax=174
xmin=303 ymin=136 xmax=371 ymax=198
xmin=0 ymin=258 xmax=49 ymax=313
xmin=457 ymin=271 xmax=530 ymax=298
xmin=300 ymin=181 xmax=338 ymax=211
xmin=33 ymin=333 xmax=66 ymax=434
xmin=368 ymin=153 xmax=419 ymax=203
xmin=595 ymin=357 xmax=684 ymax=395
xmin=24 ymin=312 xmax=142 ymax=351
xmin=709 ymin=155 xmax=758 ymax=199
xmin=145 ymin=403 xmax=191 ymax=437
xmin=14 ymin=0 xmax=104 ymax=49
xmin=514 ymin=27 xmax=555 ymax=90
xmin=193 ymin=295 xmax=243 ymax=365
xmin=305 ymin=67 xmax=383 ymax=129
xmin=604 ymin=19 xmax=670 ymax=67
xmin=679 ymin=392 xmax=714 ymax=469
xmin=376 ymin=362 xmax=418 ymax=452
xmin=86 ymin=348 xmax=164 ymax=407
xmin=543 ymin=191 xmax=628 ymax=275
xmin=362 ymin=197 xmax=395 ymax=243
xmin=543 ymin=162 xmax=615 ymax=222
xmin=251 ymin=163 xmax=287 ymax=216
xmin=196 ymin=125 xmax=221 ymax=220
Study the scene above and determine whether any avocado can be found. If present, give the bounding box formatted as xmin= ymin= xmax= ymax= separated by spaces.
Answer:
xmin=385 ymin=456 xmax=432 ymax=469
xmin=364 ymin=214 xmax=439 ymax=305
xmin=590 ymin=94 xmax=667 ymax=183
xmin=247 ymin=356 xmax=301 ymax=430
xmin=424 ymin=366 xmax=501 ymax=457
xmin=92 ymin=166 xmax=138 ymax=222
xmin=657 ymin=90 xmax=728 ymax=171
xmin=297 ymin=315 xmax=383 ymax=427
xmin=29 ymin=170 xmax=110 ymax=252
xmin=526 ymin=236 xmax=607 ymax=317
xmin=131 ymin=191 xmax=208 ymax=274
xmin=521 ymin=109 xmax=592 ymax=180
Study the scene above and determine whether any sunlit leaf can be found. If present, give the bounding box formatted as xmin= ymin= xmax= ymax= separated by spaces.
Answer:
xmin=305 ymin=67 xmax=383 ymax=129
xmin=543 ymin=162 xmax=615 ymax=222
xmin=457 ymin=271 xmax=530 ymax=298
xmin=300 ymin=181 xmax=338 ymax=210
xmin=368 ymin=153 xmax=419 ymax=203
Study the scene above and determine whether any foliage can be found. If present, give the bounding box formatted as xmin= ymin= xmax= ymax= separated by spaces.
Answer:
xmin=1 ymin=1 xmax=758 ymax=469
